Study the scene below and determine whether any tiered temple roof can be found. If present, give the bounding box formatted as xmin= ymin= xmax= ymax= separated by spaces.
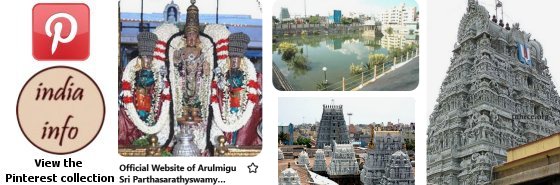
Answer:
xmin=328 ymin=142 xmax=359 ymax=176
xmin=427 ymin=0 xmax=560 ymax=184
xmin=297 ymin=150 xmax=310 ymax=167
xmin=313 ymin=149 xmax=327 ymax=172
xmin=279 ymin=163 xmax=302 ymax=185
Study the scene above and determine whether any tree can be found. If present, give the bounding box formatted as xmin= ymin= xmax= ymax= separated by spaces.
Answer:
xmin=341 ymin=17 xmax=353 ymax=25
xmin=403 ymin=43 xmax=418 ymax=55
xmin=386 ymin=27 xmax=394 ymax=35
xmin=283 ymin=19 xmax=294 ymax=24
xmin=278 ymin=132 xmax=289 ymax=144
xmin=278 ymin=42 xmax=298 ymax=61
xmin=350 ymin=63 xmax=364 ymax=75
xmin=278 ymin=42 xmax=310 ymax=70
xmin=404 ymin=139 xmax=415 ymax=151
xmin=308 ymin=16 xmax=320 ymax=24
xmin=294 ymin=136 xmax=312 ymax=148
xmin=316 ymin=82 xmax=327 ymax=90
xmin=388 ymin=47 xmax=403 ymax=60
xmin=291 ymin=54 xmax=308 ymax=69
xmin=273 ymin=16 xmax=280 ymax=24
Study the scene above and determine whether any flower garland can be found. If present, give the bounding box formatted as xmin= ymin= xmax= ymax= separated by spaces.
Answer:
xmin=153 ymin=24 xmax=178 ymax=145
xmin=168 ymin=33 xmax=216 ymax=150
xmin=122 ymin=58 xmax=171 ymax=135
xmin=211 ymin=57 xmax=261 ymax=132
xmin=204 ymin=24 xmax=230 ymax=60
xmin=122 ymin=23 xmax=177 ymax=144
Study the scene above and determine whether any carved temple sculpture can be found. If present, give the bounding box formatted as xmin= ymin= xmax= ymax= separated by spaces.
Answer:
xmin=296 ymin=150 xmax=310 ymax=166
xmin=328 ymin=141 xmax=360 ymax=176
xmin=312 ymin=149 xmax=327 ymax=172
xmin=381 ymin=150 xmax=414 ymax=185
xmin=361 ymin=129 xmax=414 ymax=185
xmin=427 ymin=1 xmax=560 ymax=184
xmin=279 ymin=163 xmax=301 ymax=185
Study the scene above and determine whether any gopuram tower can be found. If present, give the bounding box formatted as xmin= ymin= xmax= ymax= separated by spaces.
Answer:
xmin=427 ymin=0 xmax=560 ymax=184
xmin=316 ymin=104 xmax=350 ymax=149
xmin=361 ymin=127 xmax=406 ymax=185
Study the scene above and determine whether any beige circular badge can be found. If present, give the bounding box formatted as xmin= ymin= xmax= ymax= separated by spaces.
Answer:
xmin=17 ymin=66 xmax=105 ymax=154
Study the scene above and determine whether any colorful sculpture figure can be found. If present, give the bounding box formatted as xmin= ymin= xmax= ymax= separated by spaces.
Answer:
xmin=168 ymin=0 xmax=221 ymax=156
xmin=119 ymin=31 xmax=172 ymax=147
xmin=135 ymin=32 xmax=157 ymax=121
xmin=211 ymin=32 xmax=262 ymax=146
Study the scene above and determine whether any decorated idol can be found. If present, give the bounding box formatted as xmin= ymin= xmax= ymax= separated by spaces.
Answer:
xmin=168 ymin=0 xmax=221 ymax=156
xmin=211 ymin=32 xmax=262 ymax=146
xmin=119 ymin=28 xmax=173 ymax=147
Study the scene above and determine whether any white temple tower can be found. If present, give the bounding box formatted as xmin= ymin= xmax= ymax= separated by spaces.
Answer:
xmin=279 ymin=163 xmax=302 ymax=185
xmin=296 ymin=150 xmax=310 ymax=166
xmin=427 ymin=1 xmax=560 ymax=184
xmin=328 ymin=142 xmax=359 ymax=176
xmin=278 ymin=148 xmax=285 ymax=160
xmin=361 ymin=127 xmax=406 ymax=185
xmin=317 ymin=104 xmax=351 ymax=148
xmin=313 ymin=149 xmax=328 ymax=172
xmin=381 ymin=150 xmax=414 ymax=185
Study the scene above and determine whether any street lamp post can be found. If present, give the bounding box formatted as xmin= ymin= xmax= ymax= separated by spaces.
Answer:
xmin=216 ymin=0 xmax=219 ymax=24
xmin=322 ymin=67 xmax=328 ymax=84
xmin=140 ymin=0 xmax=144 ymax=31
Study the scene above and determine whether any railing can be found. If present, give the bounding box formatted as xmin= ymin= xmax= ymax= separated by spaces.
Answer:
xmin=273 ymin=62 xmax=295 ymax=91
xmin=322 ymin=48 xmax=419 ymax=91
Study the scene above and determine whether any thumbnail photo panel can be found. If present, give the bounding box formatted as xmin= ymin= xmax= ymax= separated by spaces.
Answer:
xmin=118 ymin=0 xmax=263 ymax=157
xmin=278 ymin=97 xmax=415 ymax=184
xmin=273 ymin=0 xmax=419 ymax=91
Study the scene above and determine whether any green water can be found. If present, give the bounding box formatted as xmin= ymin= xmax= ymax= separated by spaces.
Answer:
xmin=273 ymin=34 xmax=389 ymax=91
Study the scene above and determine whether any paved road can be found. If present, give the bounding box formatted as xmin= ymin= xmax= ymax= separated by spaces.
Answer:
xmin=359 ymin=57 xmax=419 ymax=91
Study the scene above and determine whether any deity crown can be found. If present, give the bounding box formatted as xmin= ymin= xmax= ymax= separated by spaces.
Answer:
xmin=186 ymin=0 xmax=199 ymax=34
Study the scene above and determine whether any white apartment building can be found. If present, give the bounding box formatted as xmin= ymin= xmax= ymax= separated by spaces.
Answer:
xmin=381 ymin=3 xmax=417 ymax=26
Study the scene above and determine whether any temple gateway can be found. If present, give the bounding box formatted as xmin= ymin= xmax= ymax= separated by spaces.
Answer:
xmin=427 ymin=0 xmax=560 ymax=184
xmin=316 ymin=104 xmax=351 ymax=149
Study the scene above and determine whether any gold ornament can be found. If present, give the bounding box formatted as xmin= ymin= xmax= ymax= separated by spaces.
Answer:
xmin=185 ymin=0 xmax=199 ymax=34
xmin=146 ymin=135 xmax=161 ymax=156
xmin=215 ymin=135 xmax=229 ymax=156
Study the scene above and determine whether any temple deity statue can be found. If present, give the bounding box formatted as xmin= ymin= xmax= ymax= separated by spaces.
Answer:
xmin=210 ymin=32 xmax=262 ymax=146
xmin=168 ymin=0 xmax=221 ymax=155
xmin=119 ymin=30 xmax=173 ymax=147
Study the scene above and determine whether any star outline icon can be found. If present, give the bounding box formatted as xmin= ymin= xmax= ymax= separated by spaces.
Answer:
xmin=248 ymin=162 xmax=258 ymax=173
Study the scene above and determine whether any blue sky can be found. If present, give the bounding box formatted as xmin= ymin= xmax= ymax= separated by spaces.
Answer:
xmin=278 ymin=97 xmax=415 ymax=126
xmin=274 ymin=0 xmax=418 ymax=17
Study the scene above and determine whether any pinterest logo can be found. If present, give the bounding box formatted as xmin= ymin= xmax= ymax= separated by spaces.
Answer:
xmin=33 ymin=3 xmax=89 ymax=61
